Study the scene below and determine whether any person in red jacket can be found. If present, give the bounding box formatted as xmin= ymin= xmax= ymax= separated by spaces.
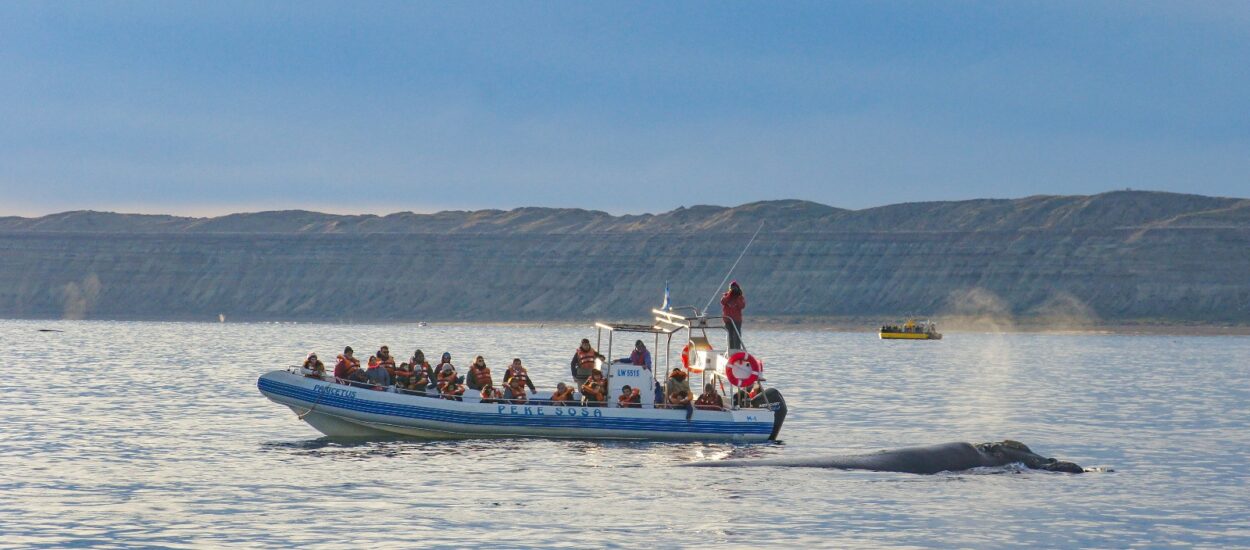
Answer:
xmin=720 ymin=280 xmax=746 ymax=350
xmin=333 ymin=346 xmax=361 ymax=380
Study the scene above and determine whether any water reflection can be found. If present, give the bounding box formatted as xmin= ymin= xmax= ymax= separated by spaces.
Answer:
xmin=1 ymin=320 xmax=1247 ymax=547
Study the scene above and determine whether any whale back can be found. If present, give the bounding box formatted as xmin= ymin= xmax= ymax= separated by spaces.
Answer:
xmin=685 ymin=440 xmax=1085 ymax=474
xmin=816 ymin=442 xmax=995 ymax=474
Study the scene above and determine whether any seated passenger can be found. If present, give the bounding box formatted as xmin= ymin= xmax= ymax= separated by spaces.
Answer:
xmin=439 ymin=377 xmax=465 ymax=400
xmin=731 ymin=381 xmax=766 ymax=407
xmin=466 ymin=356 xmax=492 ymax=391
xmin=410 ymin=349 xmax=430 ymax=371
xmin=435 ymin=352 xmax=455 ymax=379
xmin=550 ymin=383 xmax=575 ymax=406
xmin=579 ymin=369 xmax=607 ymax=406
xmin=302 ymin=353 xmax=326 ymax=378
xmin=504 ymin=377 xmax=528 ymax=405
xmin=436 ymin=362 xmax=459 ymax=391
xmin=570 ymin=339 xmax=605 ymax=386
xmin=665 ymin=368 xmax=694 ymax=420
xmin=406 ymin=350 xmax=433 ymax=391
xmin=480 ymin=384 xmax=503 ymax=404
xmin=669 ymin=389 xmax=693 ymax=420
xmin=412 ymin=369 xmax=432 ymax=393
xmin=333 ymin=346 xmax=361 ymax=380
xmin=376 ymin=345 xmax=396 ymax=377
xmin=393 ymin=360 xmax=416 ymax=389
xmin=695 ymin=383 xmax=725 ymax=410
xmin=664 ymin=368 xmax=691 ymax=405
xmin=617 ymin=385 xmax=642 ymax=408
xmin=365 ymin=356 xmax=391 ymax=389
xmin=503 ymin=358 xmax=536 ymax=395
xmin=412 ymin=360 xmax=435 ymax=394
xmin=747 ymin=380 xmax=764 ymax=400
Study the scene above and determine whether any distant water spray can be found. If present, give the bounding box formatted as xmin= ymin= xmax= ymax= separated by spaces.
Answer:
xmin=941 ymin=287 xmax=1015 ymax=333
xmin=1029 ymin=291 xmax=1099 ymax=331
xmin=941 ymin=287 xmax=1015 ymax=430
xmin=62 ymin=274 xmax=101 ymax=320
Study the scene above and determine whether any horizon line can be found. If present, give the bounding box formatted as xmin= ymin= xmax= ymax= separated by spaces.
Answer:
xmin=3 ymin=188 xmax=1240 ymax=220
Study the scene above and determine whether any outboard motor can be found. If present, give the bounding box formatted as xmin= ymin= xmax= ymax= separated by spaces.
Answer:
xmin=751 ymin=388 xmax=787 ymax=441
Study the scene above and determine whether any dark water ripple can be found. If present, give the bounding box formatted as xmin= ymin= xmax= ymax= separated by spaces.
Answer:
xmin=1 ymin=320 xmax=1248 ymax=547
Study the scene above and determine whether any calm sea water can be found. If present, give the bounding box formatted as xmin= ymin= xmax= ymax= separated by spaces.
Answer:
xmin=1 ymin=320 xmax=1247 ymax=548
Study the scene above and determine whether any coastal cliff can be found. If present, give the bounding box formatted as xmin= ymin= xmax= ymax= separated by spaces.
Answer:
xmin=1 ymin=191 xmax=1248 ymax=324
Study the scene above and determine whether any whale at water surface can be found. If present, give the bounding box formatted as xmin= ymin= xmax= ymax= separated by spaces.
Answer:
xmin=685 ymin=440 xmax=1090 ymax=474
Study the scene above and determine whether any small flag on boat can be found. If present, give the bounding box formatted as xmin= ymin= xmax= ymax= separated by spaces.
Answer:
xmin=662 ymin=281 xmax=671 ymax=310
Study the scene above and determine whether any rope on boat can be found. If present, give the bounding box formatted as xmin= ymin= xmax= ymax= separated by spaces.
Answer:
xmin=702 ymin=221 xmax=764 ymax=316
xmin=296 ymin=394 xmax=324 ymax=419
xmin=293 ymin=367 xmax=330 ymax=419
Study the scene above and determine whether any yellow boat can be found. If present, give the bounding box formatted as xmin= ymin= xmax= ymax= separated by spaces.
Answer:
xmin=879 ymin=319 xmax=942 ymax=340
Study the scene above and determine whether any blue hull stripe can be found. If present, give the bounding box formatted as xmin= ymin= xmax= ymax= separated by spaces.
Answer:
xmin=259 ymin=377 xmax=772 ymax=435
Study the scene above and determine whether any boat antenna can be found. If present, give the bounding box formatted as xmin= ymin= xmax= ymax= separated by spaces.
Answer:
xmin=702 ymin=221 xmax=765 ymax=315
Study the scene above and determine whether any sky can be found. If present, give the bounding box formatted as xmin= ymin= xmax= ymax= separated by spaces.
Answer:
xmin=1 ymin=1 xmax=1247 ymax=216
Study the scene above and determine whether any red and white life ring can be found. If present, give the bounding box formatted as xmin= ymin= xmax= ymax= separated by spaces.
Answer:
xmin=681 ymin=342 xmax=705 ymax=373
xmin=725 ymin=352 xmax=762 ymax=387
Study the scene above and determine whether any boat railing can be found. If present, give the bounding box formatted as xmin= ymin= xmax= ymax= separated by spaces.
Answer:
xmin=652 ymin=308 xmax=727 ymax=330
xmin=750 ymin=389 xmax=779 ymax=411
xmin=285 ymin=367 xmax=757 ymax=411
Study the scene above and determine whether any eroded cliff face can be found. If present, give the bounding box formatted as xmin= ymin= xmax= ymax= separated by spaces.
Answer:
xmin=1 ymin=191 xmax=1248 ymax=323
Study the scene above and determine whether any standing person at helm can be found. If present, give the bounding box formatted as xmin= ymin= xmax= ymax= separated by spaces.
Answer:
xmin=720 ymin=280 xmax=746 ymax=350
xmin=629 ymin=340 xmax=652 ymax=371
xmin=569 ymin=338 xmax=605 ymax=386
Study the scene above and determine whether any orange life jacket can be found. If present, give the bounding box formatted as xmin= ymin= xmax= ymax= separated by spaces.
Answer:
xmin=552 ymin=388 xmax=574 ymax=403
xmin=437 ymin=366 xmax=457 ymax=383
xmin=696 ymin=393 xmax=723 ymax=410
xmin=412 ymin=364 xmax=433 ymax=388
xmin=508 ymin=384 xmax=528 ymax=404
xmin=394 ymin=365 xmax=415 ymax=384
xmin=471 ymin=366 xmax=492 ymax=387
xmin=576 ymin=348 xmax=598 ymax=370
xmin=581 ymin=375 xmax=605 ymax=401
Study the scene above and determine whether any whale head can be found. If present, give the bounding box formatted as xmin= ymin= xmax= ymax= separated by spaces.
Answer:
xmin=976 ymin=440 xmax=1085 ymax=473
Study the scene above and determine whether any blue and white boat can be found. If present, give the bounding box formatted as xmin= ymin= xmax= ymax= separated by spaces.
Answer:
xmin=258 ymin=309 xmax=787 ymax=441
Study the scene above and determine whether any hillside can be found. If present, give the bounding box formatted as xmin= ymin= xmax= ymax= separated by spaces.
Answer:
xmin=1 ymin=191 xmax=1248 ymax=324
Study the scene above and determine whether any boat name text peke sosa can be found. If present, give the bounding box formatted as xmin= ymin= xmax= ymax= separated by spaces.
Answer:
xmin=497 ymin=405 xmax=604 ymax=417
